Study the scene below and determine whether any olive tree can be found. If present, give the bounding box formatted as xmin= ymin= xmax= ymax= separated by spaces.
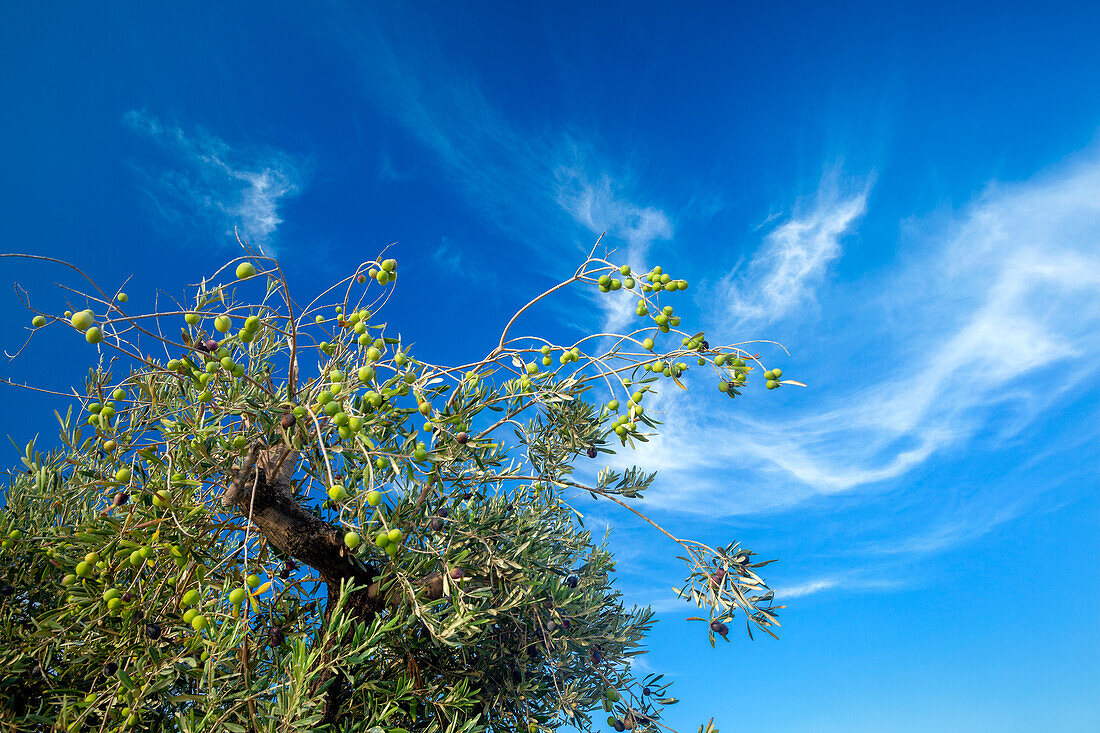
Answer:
xmin=0 ymin=243 xmax=792 ymax=733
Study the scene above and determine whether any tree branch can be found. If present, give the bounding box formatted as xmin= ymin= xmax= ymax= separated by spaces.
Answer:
xmin=221 ymin=446 xmax=447 ymax=728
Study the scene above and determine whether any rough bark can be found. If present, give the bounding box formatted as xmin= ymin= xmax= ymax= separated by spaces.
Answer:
xmin=221 ymin=445 xmax=447 ymax=728
xmin=225 ymin=446 xmax=373 ymax=587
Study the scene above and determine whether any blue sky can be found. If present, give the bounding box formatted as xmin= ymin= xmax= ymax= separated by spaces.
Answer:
xmin=2 ymin=2 xmax=1099 ymax=730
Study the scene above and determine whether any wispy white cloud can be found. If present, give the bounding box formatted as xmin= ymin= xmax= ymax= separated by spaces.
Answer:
xmin=772 ymin=577 xmax=840 ymax=599
xmin=124 ymin=110 xmax=305 ymax=254
xmin=557 ymin=171 xmax=674 ymax=253
xmin=716 ymin=167 xmax=872 ymax=328
xmin=557 ymin=168 xmax=674 ymax=331
xmin=772 ymin=575 xmax=906 ymax=599
xmin=625 ymin=144 xmax=1100 ymax=546
xmin=341 ymin=23 xmax=672 ymax=289
xmin=431 ymin=237 xmax=462 ymax=271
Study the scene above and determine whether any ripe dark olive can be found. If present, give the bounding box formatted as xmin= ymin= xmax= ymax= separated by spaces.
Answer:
xmin=429 ymin=518 xmax=444 ymax=532
xmin=270 ymin=626 xmax=284 ymax=646
xmin=113 ymin=491 xmax=128 ymax=506
xmin=614 ymin=722 xmax=625 ymax=732
xmin=456 ymin=431 xmax=469 ymax=444
xmin=437 ymin=508 xmax=450 ymax=518
xmin=103 ymin=661 xmax=118 ymax=676
xmin=587 ymin=447 xmax=598 ymax=458
xmin=709 ymin=569 xmax=726 ymax=590
xmin=281 ymin=413 xmax=296 ymax=429
xmin=709 ymin=619 xmax=729 ymax=636
xmin=450 ymin=567 xmax=465 ymax=579
xmin=701 ymin=339 xmax=710 ymax=350
xmin=145 ymin=623 xmax=162 ymax=640
xmin=565 ymin=574 xmax=579 ymax=588
xmin=204 ymin=339 xmax=219 ymax=352
xmin=0 ymin=584 xmax=13 ymax=596
xmin=642 ymin=687 xmax=651 ymax=696
xmin=462 ymin=490 xmax=472 ymax=499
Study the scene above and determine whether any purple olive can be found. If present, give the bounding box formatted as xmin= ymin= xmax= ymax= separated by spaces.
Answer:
xmin=113 ymin=491 xmax=128 ymax=506
xmin=709 ymin=619 xmax=729 ymax=637
xmin=281 ymin=413 xmax=296 ymax=429
xmin=145 ymin=623 xmax=162 ymax=640
xmin=564 ymin=574 xmax=579 ymax=588
xmin=587 ymin=447 xmax=598 ymax=458
xmin=456 ymin=432 xmax=469 ymax=444
xmin=450 ymin=568 xmax=465 ymax=579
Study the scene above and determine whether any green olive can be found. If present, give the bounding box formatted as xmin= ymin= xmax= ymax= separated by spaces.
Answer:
xmin=70 ymin=310 xmax=94 ymax=330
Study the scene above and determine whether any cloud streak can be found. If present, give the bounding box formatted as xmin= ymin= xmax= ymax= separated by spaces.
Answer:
xmin=627 ymin=144 xmax=1100 ymax=544
xmin=717 ymin=168 xmax=871 ymax=328
xmin=340 ymin=21 xmax=673 ymax=289
xmin=124 ymin=110 xmax=305 ymax=254
xmin=557 ymin=168 xmax=674 ymax=331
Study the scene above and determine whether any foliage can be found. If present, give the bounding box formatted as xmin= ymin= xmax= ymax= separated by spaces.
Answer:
xmin=0 ymin=243 xmax=791 ymax=732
